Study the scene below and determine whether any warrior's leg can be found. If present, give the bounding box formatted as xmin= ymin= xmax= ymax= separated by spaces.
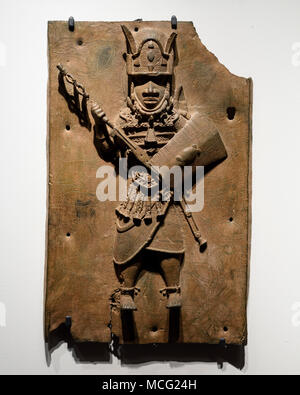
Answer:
xmin=160 ymin=253 xmax=183 ymax=308
xmin=115 ymin=259 xmax=142 ymax=310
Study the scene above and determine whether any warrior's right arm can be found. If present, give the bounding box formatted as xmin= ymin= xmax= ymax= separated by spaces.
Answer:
xmin=91 ymin=103 xmax=116 ymax=154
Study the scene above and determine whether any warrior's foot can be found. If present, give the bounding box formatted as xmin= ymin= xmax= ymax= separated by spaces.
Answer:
xmin=166 ymin=292 xmax=182 ymax=309
xmin=120 ymin=293 xmax=137 ymax=310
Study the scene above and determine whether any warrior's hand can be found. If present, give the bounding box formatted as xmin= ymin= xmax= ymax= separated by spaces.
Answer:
xmin=91 ymin=102 xmax=115 ymax=151
xmin=175 ymin=144 xmax=201 ymax=166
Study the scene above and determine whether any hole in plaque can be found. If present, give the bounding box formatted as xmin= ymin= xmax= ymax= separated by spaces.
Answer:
xmin=223 ymin=326 xmax=228 ymax=332
xmin=227 ymin=107 xmax=236 ymax=120
xmin=229 ymin=217 xmax=233 ymax=222
xmin=134 ymin=27 xmax=139 ymax=32
xmin=77 ymin=39 xmax=83 ymax=46
xmin=66 ymin=232 xmax=71 ymax=237
xmin=151 ymin=326 xmax=158 ymax=332
xmin=66 ymin=124 xmax=70 ymax=131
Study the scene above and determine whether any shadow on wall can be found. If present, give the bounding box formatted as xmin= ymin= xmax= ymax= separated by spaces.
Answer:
xmin=45 ymin=322 xmax=245 ymax=369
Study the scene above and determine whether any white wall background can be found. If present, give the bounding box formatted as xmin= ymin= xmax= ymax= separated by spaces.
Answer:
xmin=0 ymin=0 xmax=300 ymax=375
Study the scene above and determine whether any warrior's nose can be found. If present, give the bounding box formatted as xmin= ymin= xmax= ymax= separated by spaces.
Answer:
xmin=143 ymin=81 xmax=159 ymax=97
xmin=148 ymin=81 xmax=153 ymax=93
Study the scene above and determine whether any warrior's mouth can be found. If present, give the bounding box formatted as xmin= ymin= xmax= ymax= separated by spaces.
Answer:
xmin=143 ymin=97 xmax=159 ymax=103
xmin=142 ymin=91 xmax=159 ymax=99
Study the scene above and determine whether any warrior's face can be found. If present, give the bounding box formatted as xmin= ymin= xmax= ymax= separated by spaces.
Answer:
xmin=131 ymin=75 xmax=170 ymax=113
xmin=121 ymin=25 xmax=176 ymax=116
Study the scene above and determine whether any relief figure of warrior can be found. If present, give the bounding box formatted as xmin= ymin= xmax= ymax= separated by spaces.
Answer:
xmin=58 ymin=25 xmax=226 ymax=311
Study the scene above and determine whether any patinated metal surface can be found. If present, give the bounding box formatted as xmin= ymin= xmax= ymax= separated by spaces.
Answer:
xmin=45 ymin=20 xmax=252 ymax=351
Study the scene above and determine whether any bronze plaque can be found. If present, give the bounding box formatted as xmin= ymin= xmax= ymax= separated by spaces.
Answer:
xmin=45 ymin=19 xmax=252 ymax=361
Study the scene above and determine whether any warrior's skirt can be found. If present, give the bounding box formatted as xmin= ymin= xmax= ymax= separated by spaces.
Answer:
xmin=113 ymin=203 xmax=185 ymax=264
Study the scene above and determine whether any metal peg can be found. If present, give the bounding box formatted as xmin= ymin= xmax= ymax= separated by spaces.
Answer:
xmin=171 ymin=15 xmax=177 ymax=30
xmin=219 ymin=337 xmax=227 ymax=348
xmin=217 ymin=338 xmax=226 ymax=369
xmin=65 ymin=315 xmax=72 ymax=327
xmin=68 ymin=16 xmax=75 ymax=32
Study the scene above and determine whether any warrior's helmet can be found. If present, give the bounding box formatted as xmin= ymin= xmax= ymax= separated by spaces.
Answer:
xmin=121 ymin=25 xmax=177 ymax=77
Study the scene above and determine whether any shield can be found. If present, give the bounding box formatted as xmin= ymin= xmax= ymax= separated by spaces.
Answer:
xmin=149 ymin=112 xmax=227 ymax=173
